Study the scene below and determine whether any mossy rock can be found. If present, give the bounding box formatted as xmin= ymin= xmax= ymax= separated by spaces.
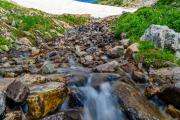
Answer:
xmin=26 ymin=82 xmax=68 ymax=119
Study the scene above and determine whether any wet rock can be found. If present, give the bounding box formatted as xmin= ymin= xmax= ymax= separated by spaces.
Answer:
xmin=6 ymin=80 xmax=29 ymax=103
xmin=93 ymin=60 xmax=119 ymax=72
xmin=0 ymin=65 xmax=24 ymax=77
xmin=166 ymin=105 xmax=180 ymax=119
xmin=41 ymin=109 xmax=82 ymax=120
xmin=0 ymin=92 xmax=6 ymax=119
xmin=69 ymin=88 xmax=85 ymax=108
xmin=149 ymin=67 xmax=180 ymax=85
xmin=4 ymin=111 xmax=22 ymax=120
xmin=142 ymin=25 xmax=180 ymax=58
xmin=67 ymin=72 xmax=120 ymax=87
xmin=125 ymin=43 xmax=139 ymax=59
xmin=18 ymin=74 xmax=66 ymax=86
xmin=113 ymin=81 xmax=169 ymax=120
xmin=158 ymin=82 xmax=180 ymax=109
xmin=89 ymin=73 xmax=120 ymax=87
xmin=144 ymin=85 xmax=160 ymax=98
xmin=26 ymin=82 xmax=68 ymax=119
xmin=0 ymin=78 xmax=16 ymax=116
xmin=132 ymin=71 xmax=148 ymax=83
xmin=107 ymin=46 xmax=124 ymax=58
xmin=40 ymin=61 xmax=55 ymax=74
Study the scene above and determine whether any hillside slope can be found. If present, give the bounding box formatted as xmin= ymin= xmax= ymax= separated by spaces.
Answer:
xmin=0 ymin=0 xmax=90 ymax=51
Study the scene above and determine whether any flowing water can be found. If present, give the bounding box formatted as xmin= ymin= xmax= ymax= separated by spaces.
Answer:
xmin=60 ymin=56 xmax=126 ymax=120
xmin=80 ymin=84 xmax=123 ymax=120
xmin=74 ymin=74 xmax=125 ymax=120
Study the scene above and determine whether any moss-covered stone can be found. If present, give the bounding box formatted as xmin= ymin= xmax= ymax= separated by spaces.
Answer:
xmin=26 ymin=82 xmax=68 ymax=119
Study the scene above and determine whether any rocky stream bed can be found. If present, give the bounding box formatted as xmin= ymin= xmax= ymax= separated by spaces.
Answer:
xmin=0 ymin=18 xmax=180 ymax=120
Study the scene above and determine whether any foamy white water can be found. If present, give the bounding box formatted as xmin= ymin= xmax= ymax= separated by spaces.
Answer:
xmin=10 ymin=0 xmax=136 ymax=18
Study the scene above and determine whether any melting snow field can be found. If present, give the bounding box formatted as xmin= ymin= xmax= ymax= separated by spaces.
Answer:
xmin=10 ymin=0 xmax=136 ymax=18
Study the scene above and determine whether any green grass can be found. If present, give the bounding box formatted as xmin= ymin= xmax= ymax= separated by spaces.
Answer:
xmin=138 ymin=41 xmax=155 ymax=51
xmin=0 ymin=0 xmax=16 ymax=10
xmin=157 ymin=0 xmax=180 ymax=8
xmin=0 ymin=35 xmax=11 ymax=46
xmin=112 ymin=0 xmax=180 ymax=67
xmin=112 ymin=0 xmax=180 ymax=44
xmin=57 ymin=15 xmax=89 ymax=26
xmin=9 ymin=15 xmax=51 ymax=31
xmin=0 ymin=35 xmax=11 ymax=51
xmin=135 ymin=41 xmax=177 ymax=68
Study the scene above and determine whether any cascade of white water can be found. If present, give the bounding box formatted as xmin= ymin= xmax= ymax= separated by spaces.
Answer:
xmin=80 ymin=76 xmax=124 ymax=120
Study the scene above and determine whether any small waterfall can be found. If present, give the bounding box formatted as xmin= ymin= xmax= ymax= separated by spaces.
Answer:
xmin=79 ymin=75 xmax=124 ymax=120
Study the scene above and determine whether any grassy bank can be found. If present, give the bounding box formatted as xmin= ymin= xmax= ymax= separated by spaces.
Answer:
xmin=0 ymin=0 xmax=90 ymax=51
xmin=112 ymin=0 xmax=180 ymax=67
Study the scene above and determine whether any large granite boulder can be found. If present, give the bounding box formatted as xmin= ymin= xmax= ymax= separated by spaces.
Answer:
xmin=142 ymin=25 xmax=180 ymax=58
xmin=113 ymin=81 xmax=169 ymax=120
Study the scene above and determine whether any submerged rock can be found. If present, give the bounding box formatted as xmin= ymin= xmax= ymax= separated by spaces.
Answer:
xmin=113 ymin=81 xmax=169 ymax=120
xmin=26 ymin=82 xmax=68 ymax=119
